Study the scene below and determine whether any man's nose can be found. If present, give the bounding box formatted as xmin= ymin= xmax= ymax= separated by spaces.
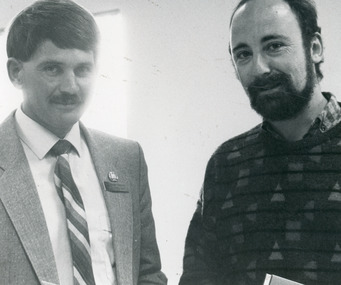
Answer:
xmin=59 ymin=72 xmax=80 ymax=94
xmin=252 ymin=54 xmax=271 ymax=76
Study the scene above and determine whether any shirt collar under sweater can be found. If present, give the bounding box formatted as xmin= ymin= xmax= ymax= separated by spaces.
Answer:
xmin=262 ymin=92 xmax=341 ymax=140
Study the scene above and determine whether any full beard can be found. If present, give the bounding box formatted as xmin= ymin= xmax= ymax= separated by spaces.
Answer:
xmin=246 ymin=57 xmax=316 ymax=122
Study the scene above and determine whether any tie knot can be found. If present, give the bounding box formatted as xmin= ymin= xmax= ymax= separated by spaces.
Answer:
xmin=50 ymin=140 xmax=73 ymax=156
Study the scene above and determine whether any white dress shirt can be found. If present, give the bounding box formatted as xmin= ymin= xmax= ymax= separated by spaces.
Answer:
xmin=15 ymin=107 xmax=117 ymax=285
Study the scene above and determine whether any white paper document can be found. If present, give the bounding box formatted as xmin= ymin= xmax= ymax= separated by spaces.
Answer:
xmin=263 ymin=274 xmax=304 ymax=285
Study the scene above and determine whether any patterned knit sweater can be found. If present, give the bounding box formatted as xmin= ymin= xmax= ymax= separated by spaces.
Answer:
xmin=180 ymin=97 xmax=341 ymax=285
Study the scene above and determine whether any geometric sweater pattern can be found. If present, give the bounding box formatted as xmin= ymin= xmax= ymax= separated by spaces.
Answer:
xmin=180 ymin=117 xmax=341 ymax=285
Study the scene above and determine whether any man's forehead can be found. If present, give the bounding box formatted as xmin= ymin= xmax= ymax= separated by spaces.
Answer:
xmin=230 ymin=0 xmax=299 ymax=47
xmin=234 ymin=0 xmax=291 ymax=18
xmin=30 ymin=40 xmax=95 ymax=63
xmin=232 ymin=0 xmax=293 ymax=29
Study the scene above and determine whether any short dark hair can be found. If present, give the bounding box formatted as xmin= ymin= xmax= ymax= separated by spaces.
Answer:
xmin=230 ymin=0 xmax=323 ymax=80
xmin=7 ymin=0 xmax=99 ymax=62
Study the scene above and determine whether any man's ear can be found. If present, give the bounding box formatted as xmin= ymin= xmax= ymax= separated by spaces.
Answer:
xmin=310 ymin=32 xmax=324 ymax=64
xmin=7 ymin=58 xmax=23 ymax=88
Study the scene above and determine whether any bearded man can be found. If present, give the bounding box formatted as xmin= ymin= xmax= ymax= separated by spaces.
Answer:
xmin=179 ymin=0 xmax=341 ymax=284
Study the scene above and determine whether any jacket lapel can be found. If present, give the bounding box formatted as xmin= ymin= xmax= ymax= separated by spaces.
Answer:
xmin=0 ymin=113 xmax=59 ymax=284
xmin=82 ymin=125 xmax=133 ymax=285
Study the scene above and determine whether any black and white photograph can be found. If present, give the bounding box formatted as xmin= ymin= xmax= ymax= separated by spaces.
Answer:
xmin=0 ymin=0 xmax=341 ymax=284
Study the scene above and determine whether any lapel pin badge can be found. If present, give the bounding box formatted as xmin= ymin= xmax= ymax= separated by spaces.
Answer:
xmin=108 ymin=171 xmax=119 ymax=182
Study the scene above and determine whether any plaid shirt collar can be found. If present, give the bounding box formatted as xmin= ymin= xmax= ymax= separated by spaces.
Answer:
xmin=262 ymin=92 xmax=341 ymax=140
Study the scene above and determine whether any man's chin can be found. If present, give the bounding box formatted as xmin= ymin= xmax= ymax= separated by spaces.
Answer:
xmin=250 ymin=94 xmax=303 ymax=121
xmin=46 ymin=110 xmax=84 ymax=134
xmin=51 ymin=101 xmax=83 ymax=113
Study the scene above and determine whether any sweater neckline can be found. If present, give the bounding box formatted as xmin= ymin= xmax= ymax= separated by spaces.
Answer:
xmin=260 ymin=118 xmax=341 ymax=151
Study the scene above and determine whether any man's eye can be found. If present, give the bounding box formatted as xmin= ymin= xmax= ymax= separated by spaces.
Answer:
xmin=43 ymin=65 xmax=61 ymax=76
xmin=75 ymin=65 xmax=93 ymax=77
xmin=235 ymin=51 xmax=252 ymax=62
xmin=268 ymin=42 xmax=284 ymax=52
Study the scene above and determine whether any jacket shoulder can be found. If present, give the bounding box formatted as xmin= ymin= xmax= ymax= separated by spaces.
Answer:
xmin=84 ymin=127 xmax=144 ymax=159
xmin=87 ymin=128 xmax=138 ymax=146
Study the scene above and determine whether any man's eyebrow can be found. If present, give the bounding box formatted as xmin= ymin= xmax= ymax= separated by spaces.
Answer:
xmin=231 ymin=34 xmax=291 ymax=54
xmin=78 ymin=61 xmax=95 ymax=66
xmin=231 ymin=43 xmax=249 ymax=54
xmin=37 ymin=60 xmax=63 ymax=66
xmin=37 ymin=60 xmax=94 ymax=67
xmin=261 ymin=34 xmax=290 ymax=43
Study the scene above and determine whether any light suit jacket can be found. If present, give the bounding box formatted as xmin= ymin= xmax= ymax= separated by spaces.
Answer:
xmin=0 ymin=112 xmax=167 ymax=285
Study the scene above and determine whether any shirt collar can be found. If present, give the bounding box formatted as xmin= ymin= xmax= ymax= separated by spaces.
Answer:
xmin=315 ymin=92 xmax=341 ymax=132
xmin=262 ymin=92 xmax=341 ymax=139
xmin=15 ymin=106 xmax=81 ymax=159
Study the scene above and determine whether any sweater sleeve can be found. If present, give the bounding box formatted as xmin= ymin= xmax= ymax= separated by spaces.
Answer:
xmin=179 ymin=157 xmax=220 ymax=285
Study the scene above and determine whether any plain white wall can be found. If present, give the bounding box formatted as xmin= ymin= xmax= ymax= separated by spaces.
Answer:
xmin=1 ymin=1 xmax=341 ymax=284
xmin=122 ymin=1 xmax=258 ymax=283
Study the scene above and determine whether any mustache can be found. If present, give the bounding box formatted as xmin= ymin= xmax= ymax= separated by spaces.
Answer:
xmin=248 ymin=72 xmax=289 ymax=90
xmin=247 ymin=72 xmax=310 ymax=101
xmin=50 ymin=93 xmax=81 ymax=105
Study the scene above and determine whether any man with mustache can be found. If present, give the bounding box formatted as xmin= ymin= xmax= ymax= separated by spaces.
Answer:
xmin=180 ymin=0 xmax=341 ymax=284
xmin=0 ymin=1 xmax=167 ymax=284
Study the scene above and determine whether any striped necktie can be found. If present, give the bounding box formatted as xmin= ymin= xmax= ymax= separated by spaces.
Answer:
xmin=51 ymin=140 xmax=96 ymax=285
